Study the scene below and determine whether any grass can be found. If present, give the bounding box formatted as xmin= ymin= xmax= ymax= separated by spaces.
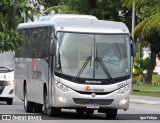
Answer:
xmin=133 ymin=84 xmax=160 ymax=92
xmin=132 ymin=91 xmax=160 ymax=98
xmin=132 ymin=84 xmax=160 ymax=98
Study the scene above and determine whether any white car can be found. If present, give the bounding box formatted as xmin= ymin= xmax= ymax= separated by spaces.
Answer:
xmin=0 ymin=51 xmax=15 ymax=105
xmin=0 ymin=72 xmax=15 ymax=105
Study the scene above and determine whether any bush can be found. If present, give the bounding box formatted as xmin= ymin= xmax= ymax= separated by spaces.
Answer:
xmin=132 ymin=74 xmax=143 ymax=84
xmin=152 ymin=74 xmax=160 ymax=85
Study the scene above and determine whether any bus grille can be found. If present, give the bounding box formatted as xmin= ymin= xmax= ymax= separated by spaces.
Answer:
xmin=73 ymin=98 xmax=114 ymax=105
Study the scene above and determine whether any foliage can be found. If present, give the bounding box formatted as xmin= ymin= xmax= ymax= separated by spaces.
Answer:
xmin=133 ymin=74 xmax=160 ymax=85
xmin=152 ymin=75 xmax=160 ymax=85
xmin=0 ymin=0 xmax=35 ymax=52
xmin=0 ymin=31 xmax=23 ymax=52
xmin=123 ymin=0 xmax=160 ymax=84
xmin=132 ymin=74 xmax=143 ymax=84
xmin=133 ymin=57 xmax=150 ymax=83
xmin=133 ymin=58 xmax=150 ymax=75
xmin=38 ymin=0 xmax=59 ymax=8
xmin=123 ymin=0 xmax=160 ymax=49
xmin=44 ymin=5 xmax=79 ymax=14
xmin=43 ymin=0 xmax=132 ymax=31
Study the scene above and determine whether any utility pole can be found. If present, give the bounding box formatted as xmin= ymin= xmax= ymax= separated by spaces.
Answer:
xmin=132 ymin=2 xmax=135 ymax=35
xmin=24 ymin=13 xmax=26 ymax=23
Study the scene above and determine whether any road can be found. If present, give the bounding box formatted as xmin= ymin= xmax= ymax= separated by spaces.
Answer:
xmin=0 ymin=97 xmax=160 ymax=122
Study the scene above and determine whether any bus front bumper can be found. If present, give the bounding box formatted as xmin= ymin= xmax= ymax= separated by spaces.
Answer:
xmin=52 ymin=86 xmax=130 ymax=110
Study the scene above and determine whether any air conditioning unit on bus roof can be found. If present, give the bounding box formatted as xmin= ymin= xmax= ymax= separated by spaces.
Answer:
xmin=39 ymin=14 xmax=98 ymax=21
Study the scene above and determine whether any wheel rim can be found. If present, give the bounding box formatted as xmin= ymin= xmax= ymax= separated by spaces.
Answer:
xmin=44 ymin=94 xmax=48 ymax=109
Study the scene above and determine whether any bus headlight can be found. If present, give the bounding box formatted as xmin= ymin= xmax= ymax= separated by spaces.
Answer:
xmin=115 ymin=84 xmax=131 ymax=94
xmin=5 ymin=80 xmax=14 ymax=85
xmin=55 ymin=81 xmax=72 ymax=92
xmin=57 ymin=95 xmax=66 ymax=103
xmin=119 ymin=98 xmax=128 ymax=105
xmin=9 ymin=80 xmax=14 ymax=85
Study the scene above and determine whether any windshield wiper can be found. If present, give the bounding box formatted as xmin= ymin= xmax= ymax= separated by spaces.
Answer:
xmin=75 ymin=56 xmax=91 ymax=82
xmin=95 ymin=57 xmax=114 ymax=83
xmin=0 ymin=66 xmax=11 ymax=71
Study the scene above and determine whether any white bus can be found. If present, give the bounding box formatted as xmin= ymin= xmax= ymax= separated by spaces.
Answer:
xmin=0 ymin=50 xmax=15 ymax=105
xmin=15 ymin=14 xmax=135 ymax=119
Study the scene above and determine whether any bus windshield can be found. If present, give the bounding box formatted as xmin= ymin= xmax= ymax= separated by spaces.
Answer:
xmin=55 ymin=32 xmax=131 ymax=82
xmin=0 ymin=51 xmax=14 ymax=72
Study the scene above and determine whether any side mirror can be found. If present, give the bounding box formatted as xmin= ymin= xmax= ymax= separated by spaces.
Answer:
xmin=130 ymin=36 xmax=136 ymax=57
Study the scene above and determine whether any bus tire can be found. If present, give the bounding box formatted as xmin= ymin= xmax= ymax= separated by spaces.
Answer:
xmin=24 ymin=85 xmax=34 ymax=113
xmin=43 ymin=85 xmax=48 ymax=114
xmin=105 ymin=109 xmax=117 ymax=119
xmin=7 ymin=98 xmax=13 ymax=105
xmin=50 ymin=107 xmax=61 ymax=117
xmin=76 ymin=108 xmax=85 ymax=115
xmin=86 ymin=109 xmax=94 ymax=115
xmin=34 ymin=103 xmax=43 ymax=113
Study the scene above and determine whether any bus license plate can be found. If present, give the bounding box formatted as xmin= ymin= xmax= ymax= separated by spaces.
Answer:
xmin=86 ymin=104 xmax=99 ymax=109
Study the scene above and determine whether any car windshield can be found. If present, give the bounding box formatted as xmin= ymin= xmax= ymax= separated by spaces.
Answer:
xmin=0 ymin=51 xmax=14 ymax=71
xmin=55 ymin=32 xmax=131 ymax=81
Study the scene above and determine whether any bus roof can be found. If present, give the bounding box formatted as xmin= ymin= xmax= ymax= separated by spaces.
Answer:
xmin=39 ymin=14 xmax=98 ymax=21
xmin=18 ymin=19 xmax=130 ymax=34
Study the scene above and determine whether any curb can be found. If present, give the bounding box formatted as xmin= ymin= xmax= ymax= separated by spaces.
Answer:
xmin=130 ymin=99 xmax=160 ymax=105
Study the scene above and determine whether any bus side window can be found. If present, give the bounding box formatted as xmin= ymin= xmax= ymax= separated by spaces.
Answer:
xmin=16 ymin=28 xmax=32 ymax=58
xmin=25 ymin=28 xmax=32 ymax=58
xmin=32 ymin=30 xmax=38 ymax=57
xmin=40 ymin=26 xmax=52 ymax=58
xmin=31 ymin=26 xmax=53 ymax=58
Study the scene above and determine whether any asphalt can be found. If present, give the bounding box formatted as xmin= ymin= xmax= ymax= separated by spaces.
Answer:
xmin=130 ymin=95 xmax=160 ymax=105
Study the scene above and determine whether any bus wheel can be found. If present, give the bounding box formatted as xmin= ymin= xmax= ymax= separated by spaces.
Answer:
xmin=34 ymin=103 xmax=43 ymax=113
xmin=105 ymin=109 xmax=117 ymax=119
xmin=7 ymin=98 xmax=13 ymax=105
xmin=24 ymin=85 xmax=34 ymax=113
xmin=76 ymin=108 xmax=85 ymax=115
xmin=86 ymin=109 xmax=94 ymax=115
xmin=43 ymin=89 xmax=49 ymax=114
xmin=50 ymin=107 xmax=61 ymax=117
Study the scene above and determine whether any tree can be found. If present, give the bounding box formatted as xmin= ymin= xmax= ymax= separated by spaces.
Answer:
xmin=0 ymin=0 xmax=35 ymax=52
xmin=133 ymin=57 xmax=150 ymax=83
xmin=123 ymin=0 xmax=160 ymax=84
xmin=44 ymin=0 xmax=132 ymax=31
xmin=38 ymin=0 xmax=59 ymax=8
